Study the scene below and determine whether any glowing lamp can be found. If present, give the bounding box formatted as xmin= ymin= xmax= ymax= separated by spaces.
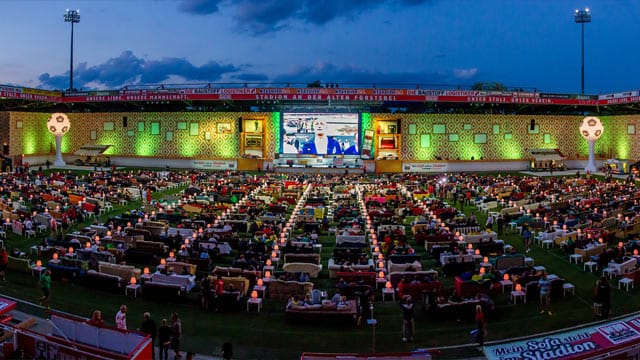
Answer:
xmin=553 ymin=220 xmax=558 ymax=226
xmin=94 ymin=235 xmax=99 ymax=242
xmin=143 ymin=267 xmax=150 ymax=275
xmin=106 ymin=230 xmax=112 ymax=237
xmin=160 ymin=258 xmax=166 ymax=265
xmin=138 ymin=218 xmax=142 ymax=224
xmin=483 ymin=256 xmax=489 ymax=263
xmin=515 ymin=284 xmax=522 ymax=292
xmin=378 ymin=271 xmax=385 ymax=279
xmin=373 ymin=246 xmax=380 ymax=253
xmin=372 ymin=239 xmax=378 ymax=245
xmin=273 ymin=244 xmax=279 ymax=251
xmin=475 ymin=249 xmax=481 ymax=256
xmin=467 ymin=243 xmax=473 ymax=250
xmin=385 ymin=281 xmax=392 ymax=289
xmin=85 ymin=241 xmax=91 ymax=249
xmin=257 ymin=278 xmax=264 ymax=287
xmin=68 ymin=247 xmax=74 ymax=254
xmin=52 ymin=253 xmax=58 ymax=260
xmin=185 ymin=239 xmax=190 ymax=245
xmin=618 ymin=242 xmax=624 ymax=248
xmin=264 ymin=271 xmax=271 ymax=279
xmin=598 ymin=238 xmax=603 ymax=244
xmin=271 ymin=251 xmax=277 ymax=258
xmin=503 ymin=273 xmax=509 ymax=281
xmin=36 ymin=260 xmax=42 ymax=267
xmin=169 ymin=251 xmax=175 ymax=258
xmin=455 ymin=231 xmax=460 ymax=237
xmin=250 ymin=290 xmax=258 ymax=299
xmin=479 ymin=267 xmax=486 ymax=274
xmin=563 ymin=224 xmax=567 ymax=230
xmin=130 ymin=277 xmax=137 ymax=285
xmin=266 ymin=259 xmax=272 ymax=266
xmin=635 ymin=249 xmax=639 ymax=256
xmin=127 ymin=222 xmax=132 ymax=228
xmin=378 ymin=261 xmax=384 ymax=269
xmin=459 ymin=235 xmax=464 ymax=242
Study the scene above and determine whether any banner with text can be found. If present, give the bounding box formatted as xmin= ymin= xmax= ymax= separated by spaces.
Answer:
xmin=403 ymin=162 xmax=448 ymax=172
xmin=484 ymin=313 xmax=640 ymax=360
xmin=191 ymin=159 xmax=236 ymax=170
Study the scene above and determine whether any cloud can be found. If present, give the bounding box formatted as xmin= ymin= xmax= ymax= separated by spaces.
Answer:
xmin=38 ymin=51 xmax=241 ymax=89
xmin=178 ymin=0 xmax=435 ymax=35
xmin=453 ymin=68 xmax=478 ymax=80
xmin=178 ymin=0 xmax=225 ymax=15
xmin=271 ymin=62 xmax=460 ymax=87
xmin=231 ymin=73 xmax=270 ymax=81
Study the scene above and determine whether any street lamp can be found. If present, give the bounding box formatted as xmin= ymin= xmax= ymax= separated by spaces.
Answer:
xmin=64 ymin=9 xmax=80 ymax=92
xmin=574 ymin=8 xmax=591 ymax=95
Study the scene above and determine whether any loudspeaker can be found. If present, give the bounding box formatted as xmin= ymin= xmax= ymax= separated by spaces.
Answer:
xmin=2 ymin=143 xmax=8 ymax=155
xmin=238 ymin=117 xmax=243 ymax=132
xmin=123 ymin=116 xmax=128 ymax=128
xmin=530 ymin=119 xmax=535 ymax=131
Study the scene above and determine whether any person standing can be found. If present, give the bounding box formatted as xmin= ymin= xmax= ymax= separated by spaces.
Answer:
xmin=158 ymin=318 xmax=171 ymax=360
xmin=39 ymin=269 xmax=52 ymax=309
xmin=400 ymin=295 xmax=415 ymax=342
xmin=0 ymin=247 xmax=8 ymax=280
xmin=221 ymin=342 xmax=233 ymax=360
xmin=475 ymin=305 xmax=487 ymax=351
xmin=539 ymin=272 xmax=551 ymax=316
xmin=170 ymin=312 xmax=182 ymax=359
xmin=522 ymin=226 xmax=532 ymax=253
xmin=140 ymin=312 xmax=157 ymax=360
xmin=115 ymin=304 xmax=127 ymax=330
xmin=594 ymin=275 xmax=612 ymax=319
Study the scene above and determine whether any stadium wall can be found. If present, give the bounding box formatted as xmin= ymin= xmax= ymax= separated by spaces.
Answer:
xmin=4 ymin=112 xmax=639 ymax=164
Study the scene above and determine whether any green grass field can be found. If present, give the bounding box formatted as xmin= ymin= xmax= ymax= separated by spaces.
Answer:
xmin=1 ymin=171 xmax=635 ymax=359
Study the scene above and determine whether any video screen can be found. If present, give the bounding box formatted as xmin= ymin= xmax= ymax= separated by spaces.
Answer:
xmin=281 ymin=113 xmax=359 ymax=155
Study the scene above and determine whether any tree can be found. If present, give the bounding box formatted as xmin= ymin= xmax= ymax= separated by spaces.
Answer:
xmin=471 ymin=82 xmax=507 ymax=91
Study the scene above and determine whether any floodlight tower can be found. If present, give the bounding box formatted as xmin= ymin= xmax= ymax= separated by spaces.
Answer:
xmin=64 ymin=9 xmax=80 ymax=91
xmin=574 ymin=8 xmax=591 ymax=94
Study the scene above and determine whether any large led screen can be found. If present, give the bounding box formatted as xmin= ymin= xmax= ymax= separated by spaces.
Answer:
xmin=281 ymin=113 xmax=359 ymax=155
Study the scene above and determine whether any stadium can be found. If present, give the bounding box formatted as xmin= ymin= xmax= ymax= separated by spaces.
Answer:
xmin=0 ymin=83 xmax=639 ymax=360
xmin=1 ymin=2 xmax=640 ymax=359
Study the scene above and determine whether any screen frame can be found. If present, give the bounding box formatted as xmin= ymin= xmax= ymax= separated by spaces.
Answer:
xmin=279 ymin=112 xmax=361 ymax=156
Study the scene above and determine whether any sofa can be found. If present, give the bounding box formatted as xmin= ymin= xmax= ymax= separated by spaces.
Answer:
xmin=141 ymin=281 xmax=186 ymax=302
xmin=389 ymin=270 xmax=438 ymax=288
xmin=176 ymin=256 xmax=211 ymax=275
xmin=163 ymin=261 xmax=197 ymax=276
xmin=328 ymin=259 xmax=373 ymax=278
xmin=150 ymin=272 xmax=196 ymax=292
xmin=282 ymin=262 xmax=322 ymax=278
xmin=454 ymin=276 xmax=492 ymax=298
xmin=49 ymin=262 xmax=85 ymax=282
xmin=398 ymin=281 xmax=443 ymax=301
xmin=219 ymin=276 xmax=250 ymax=297
xmin=387 ymin=260 xmax=422 ymax=273
xmin=286 ymin=300 xmax=358 ymax=326
xmin=98 ymin=261 xmax=141 ymax=282
xmin=80 ymin=270 xmax=123 ymax=293
xmin=268 ymin=279 xmax=314 ymax=302
xmin=284 ymin=253 xmax=321 ymax=265
xmin=491 ymin=254 xmax=525 ymax=272
xmin=335 ymin=271 xmax=377 ymax=288
xmin=7 ymin=256 xmax=32 ymax=273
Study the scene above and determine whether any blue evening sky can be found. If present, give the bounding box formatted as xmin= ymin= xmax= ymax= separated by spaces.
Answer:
xmin=0 ymin=0 xmax=638 ymax=94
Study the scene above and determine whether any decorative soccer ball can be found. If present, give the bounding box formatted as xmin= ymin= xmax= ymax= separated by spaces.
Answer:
xmin=579 ymin=116 xmax=603 ymax=141
xmin=47 ymin=113 xmax=71 ymax=136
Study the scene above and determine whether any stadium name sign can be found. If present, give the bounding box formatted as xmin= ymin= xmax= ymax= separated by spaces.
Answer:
xmin=484 ymin=314 xmax=640 ymax=360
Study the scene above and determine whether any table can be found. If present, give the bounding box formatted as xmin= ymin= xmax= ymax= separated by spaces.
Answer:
xmin=511 ymin=290 xmax=526 ymax=304
xmin=563 ymin=283 xmax=575 ymax=296
xmin=247 ymin=297 xmax=263 ymax=312
xmin=569 ymin=254 xmax=583 ymax=264
xmin=382 ymin=287 xmax=395 ymax=302
xmin=584 ymin=261 xmax=597 ymax=272
xmin=31 ymin=265 xmax=47 ymax=278
xmin=619 ymin=277 xmax=634 ymax=292
xmin=500 ymin=279 xmax=513 ymax=293
xmin=126 ymin=284 xmax=141 ymax=298
xmin=253 ymin=285 xmax=266 ymax=298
